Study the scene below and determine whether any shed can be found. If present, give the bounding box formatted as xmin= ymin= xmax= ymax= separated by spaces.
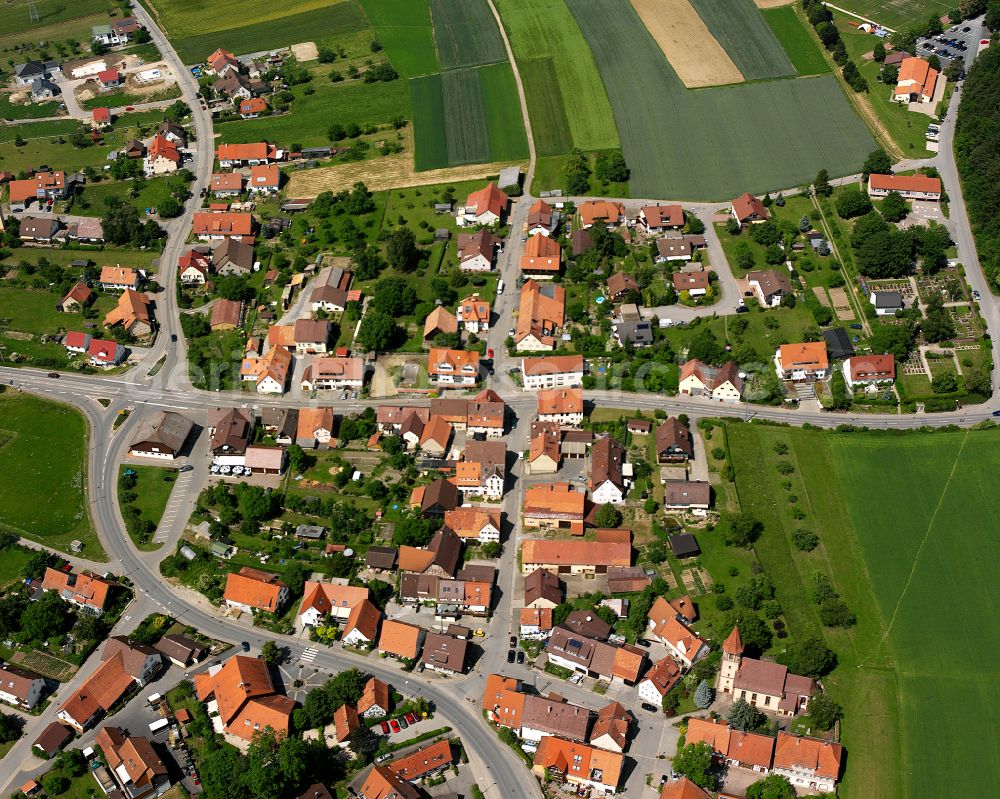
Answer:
xmin=822 ymin=327 xmax=855 ymax=360
xmin=667 ymin=533 xmax=701 ymax=559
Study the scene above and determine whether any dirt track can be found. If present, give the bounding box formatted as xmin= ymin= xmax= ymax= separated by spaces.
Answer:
xmin=631 ymin=0 xmax=744 ymax=88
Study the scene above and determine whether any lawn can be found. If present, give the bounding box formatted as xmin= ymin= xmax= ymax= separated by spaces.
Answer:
xmin=687 ymin=0 xmax=794 ymax=81
xmin=73 ymin=176 xmax=177 ymax=217
xmin=119 ymin=464 xmax=176 ymax=550
xmin=0 ymin=393 xmax=104 ymax=559
xmin=215 ymin=77 xmax=409 ymax=147
xmin=430 ymin=0 xmax=507 ymax=71
xmin=830 ymin=0 xmax=953 ymax=29
xmin=80 ymin=85 xmax=181 ymax=110
xmin=0 ymin=545 xmax=34 ymax=589
xmin=0 ymin=247 xmax=163 ymax=271
xmin=565 ymin=0 xmax=875 ymax=200
xmin=762 ymin=5 xmax=832 ymax=77
xmin=0 ymin=133 xmax=114 ymax=175
xmin=493 ymin=0 xmax=619 ymax=153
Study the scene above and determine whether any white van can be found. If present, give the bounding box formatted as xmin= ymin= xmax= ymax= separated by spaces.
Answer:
xmin=496 ymin=279 xmax=505 ymax=296
xmin=149 ymin=718 xmax=169 ymax=735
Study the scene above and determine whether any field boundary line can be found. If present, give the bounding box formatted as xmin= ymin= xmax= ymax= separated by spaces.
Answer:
xmin=876 ymin=429 xmax=969 ymax=650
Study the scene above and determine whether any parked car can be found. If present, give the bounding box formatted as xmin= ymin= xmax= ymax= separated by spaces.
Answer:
xmin=516 ymin=650 xmax=525 ymax=664
xmin=380 ymin=721 xmax=390 ymax=734
xmin=641 ymin=703 xmax=660 ymax=713
xmin=241 ymin=641 xmax=250 ymax=652
xmin=390 ymin=719 xmax=400 ymax=733
xmin=507 ymin=649 xmax=515 ymax=663
xmin=178 ymin=465 xmax=193 ymax=473
xmin=405 ymin=713 xmax=417 ymax=725
xmin=375 ymin=753 xmax=393 ymax=764
xmin=509 ymin=635 xmax=517 ymax=647
xmin=170 ymin=334 xmax=178 ymax=342
xmin=398 ymin=716 xmax=408 ymax=729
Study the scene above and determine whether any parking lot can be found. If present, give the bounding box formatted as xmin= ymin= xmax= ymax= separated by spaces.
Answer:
xmin=917 ymin=19 xmax=982 ymax=68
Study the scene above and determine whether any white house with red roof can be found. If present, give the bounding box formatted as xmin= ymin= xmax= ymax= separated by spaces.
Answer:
xmin=843 ymin=354 xmax=895 ymax=390
xmin=457 ymin=182 xmax=509 ymax=226
xmin=89 ymin=338 xmax=126 ymax=366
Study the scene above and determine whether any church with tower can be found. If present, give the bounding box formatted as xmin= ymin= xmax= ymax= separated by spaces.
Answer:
xmin=717 ymin=627 xmax=816 ymax=717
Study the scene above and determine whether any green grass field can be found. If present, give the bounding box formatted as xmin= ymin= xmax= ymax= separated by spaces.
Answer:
xmin=479 ymin=62 xmax=528 ymax=162
xmin=431 ymin=0 xmax=507 ymax=71
xmin=494 ymin=0 xmax=618 ymax=153
xmin=151 ymin=0 xmax=369 ymax=64
xmin=762 ymin=5 xmax=832 ymax=76
xmin=408 ymin=64 xmax=527 ymax=171
xmin=409 ymin=74 xmax=448 ymax=170
xmin=0 ymin=96 xmax=61 ymax=121
xmin=0 ymin=394 xmax=103 ymax=558
xmin=358 ymin=0 xmax=438 ymax=77
xmin=518 ymin=57 xmax=572 ymax=157
xmin=727 ymin=423 xmax=1000 ymax=799
xmin=119 ymin=464 xmax=175 ymax=550
xmin=0 ymin=0 xmax=116 ymax=37
xmin=216 ymin=77 xmax=408 ymax=146
xmin=442 ymin=68 xmax=490 ymax=165
xmin=566 ymin=0 xmax=874 ymax=200
xmin=688 ymin=0 xmax=794 ymax=81
xmin=832 ymin=0 xmax=953 ymax=29
xmin=74 ymin=176 xmax=176 ymax=218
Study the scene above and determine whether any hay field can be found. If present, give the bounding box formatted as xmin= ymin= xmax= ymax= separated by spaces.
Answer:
xmin=630 ymin=0 xmax=743 ymax=88
xmin=148 ymin=0 xmax=343 ymax=38
xmin=566 ymin=0 xmax=874 ymax=200
xmin=287 ymin=148 xmax=523 ymax=197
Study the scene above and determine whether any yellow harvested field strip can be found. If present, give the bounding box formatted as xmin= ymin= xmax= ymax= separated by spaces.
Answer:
xmin=754 ymin=0 xmax=795 ymax=8
xmin=630 ymin=0 xmax=744 ymax=88
xmin=287 ymin=153 xmax=525 ymax=198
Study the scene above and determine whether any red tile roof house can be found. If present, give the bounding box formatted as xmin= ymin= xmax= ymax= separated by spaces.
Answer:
xmin=216 ymin=142 xmax=282 ymax=167
xmin=58 ymin=282 xmax=93 ymax=313
xmin=240 ymin=97 xmax=268 ymax=118
xmin=638 ymin=203 xmax=684 ymax=233
xmin=89 ymin=338 xmax=127 ymax=367
xmin=866 ymin=172 xmax=942 ymax=202
xmin=32 ymin=722 xmax=73 ymax=759
xmin=457 ymin=229 xmax=504 ymax=271
xmin=844 ymin=354 xmax=895 ymax=391
xmin=0 ymin=663 xmax=47 ymax=710
xmin=731 ymin=192 xmax=770 ymax=226
xmin=192 ymin=211 xmax=257 ymax=242
xmin=646 ymin=596 xmax=709 ymax=668
xmin=94 ymin=726 xmax=170 ymax=799
xmin=457 ymin=182 xmax=509 ymax=226
xmin=42 ymin=567 xmax=112 ymax=616
xmin=57 ymin=653 xmax=135 ymax=731
xmin=92 ymin=106 xmax=112 ymax=128
xmin=248 ymin=164 xmax=281 ymax=194
xmin=772 ymin=732 xmax=843 ymax=793
xmin=210 ymin=172 xmax=244 ymax=197
xmin=193 ymin=655 xmax=295 ymax=741
xmin=223 ymin=567 xmax=290 ymax=614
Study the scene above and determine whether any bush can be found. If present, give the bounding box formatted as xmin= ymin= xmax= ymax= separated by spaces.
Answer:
xmin=792 ymin=528 xmax=819 ymax=551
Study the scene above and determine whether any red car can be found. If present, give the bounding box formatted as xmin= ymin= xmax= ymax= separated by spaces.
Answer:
xmin=390 ymin=719 xmax=400 ymax=733
xmin=487 ymin=348 xmax=494 ymax=359
xmin=125 ymin=106 xmax=135 ymax=111
xmin=405 ymin=713 xmax=417 ymax=725
xmin=380 ymin=721 xmax=390 ymax=734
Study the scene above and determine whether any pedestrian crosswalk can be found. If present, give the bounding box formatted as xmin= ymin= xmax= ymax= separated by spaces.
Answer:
xmin=301 ymin=647 xmax=318 ymax=663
